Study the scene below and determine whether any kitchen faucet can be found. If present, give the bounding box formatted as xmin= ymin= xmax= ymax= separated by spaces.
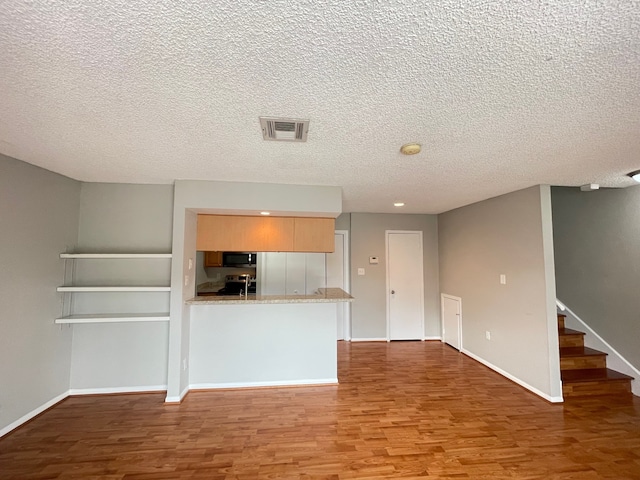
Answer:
xmin=240 ymin=275 xmax=250 ymax=299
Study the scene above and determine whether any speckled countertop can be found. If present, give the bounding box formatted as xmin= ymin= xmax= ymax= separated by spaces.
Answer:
xmin=186 ymin=288 xmax=354 ymax=305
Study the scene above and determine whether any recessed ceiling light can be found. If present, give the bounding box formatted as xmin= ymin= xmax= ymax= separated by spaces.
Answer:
xmin=400 ymin=143 xmax=421 ymax=155
xmin=260 ymin=211 xmax=271 ymax=215
xmin=394 ymin=202 xmax=405 ymax=207
xmin=628 ymin=170 xmax=640 ymax=183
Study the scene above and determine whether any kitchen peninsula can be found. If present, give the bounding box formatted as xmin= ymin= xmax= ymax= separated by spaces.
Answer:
xmin=187 ymin=288 xmax=353 ymax=390
xmin=166 ymin=180 xmax=344 ymax=403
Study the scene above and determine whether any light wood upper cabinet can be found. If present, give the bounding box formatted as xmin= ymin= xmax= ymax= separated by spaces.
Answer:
xmin=196 ymin=215 xmax=335 ymax=253
xmin=197 ymin=215 xmax=294 ymax=252
xmin=293 ymin=217 xmax=335 ymax=252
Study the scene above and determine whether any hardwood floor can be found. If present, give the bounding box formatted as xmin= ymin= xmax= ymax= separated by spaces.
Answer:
xmin=2 ymin=341 xmax=640 ymax=479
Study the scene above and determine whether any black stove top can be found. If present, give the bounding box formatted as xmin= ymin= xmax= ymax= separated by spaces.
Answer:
xmin=216 ymin=281 xmax=256 ymax=295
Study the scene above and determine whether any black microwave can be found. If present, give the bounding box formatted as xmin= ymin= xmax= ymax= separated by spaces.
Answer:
xmin=222 ymin=252 xmax=257 ymax=268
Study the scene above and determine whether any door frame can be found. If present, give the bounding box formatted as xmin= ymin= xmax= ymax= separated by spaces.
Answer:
xmin=441 ymin=293 xmax=463 ymax=350
xmin=334 ymin=230 xmax=351 ymax=340
xmin=385 ymin=230 xmax=425 ymax=341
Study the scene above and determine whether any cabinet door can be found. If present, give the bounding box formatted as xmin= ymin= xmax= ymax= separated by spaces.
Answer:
xmin=197 ymin=215 xmax=294 ymax=252
xmin=293 ymin=218 xmax=335 ymax=252
xmin=257 ymin=252 xmax=325 ymax=295
xmin=204 ymin=251 xmax=223 ymax=267
xmin=257 ymin=252 xmax=286 ymax=295
xmin=285 ymin=253 xmax=306 ymax=295
xmin=305 ymin=253 xmax=326 ymax=293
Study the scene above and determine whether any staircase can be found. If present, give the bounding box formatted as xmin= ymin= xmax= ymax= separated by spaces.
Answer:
xmin=558 ymin=313 xmax=634 ymax=397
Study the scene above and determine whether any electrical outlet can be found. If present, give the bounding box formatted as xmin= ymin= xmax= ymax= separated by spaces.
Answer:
xmin=485 ymin=331 xmax=491 ymax=340
xmin=184 ymin=275 xmax=189 ymax=286
xmin=188 ymin=258 xmax=193 ymax=270
xmin=358 ymin=268 xmax=365 ymax=276
xmin=500 ymin=274 xmax=506 ymax=284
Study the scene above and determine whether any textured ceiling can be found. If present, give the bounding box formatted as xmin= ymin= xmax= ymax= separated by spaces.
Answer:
xmin=1 ymin=0 xmax=639 ymax=213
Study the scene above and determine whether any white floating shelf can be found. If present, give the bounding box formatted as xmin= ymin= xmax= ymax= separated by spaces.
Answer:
xmin=60 ymin=253 xmax=172 ymax=259
xmin=57 ymin=286 xmax=171 ymax=292
xmin=55 ymin=313 xmax=170 ymax=324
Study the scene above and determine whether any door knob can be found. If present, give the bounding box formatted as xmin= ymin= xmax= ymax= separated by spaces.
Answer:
xmin=391 ymin=290 xmax=395 ymax=294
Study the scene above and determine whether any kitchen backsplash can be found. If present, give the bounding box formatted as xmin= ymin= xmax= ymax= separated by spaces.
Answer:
xmin=195 ymin=251 xmax=256 ymax=286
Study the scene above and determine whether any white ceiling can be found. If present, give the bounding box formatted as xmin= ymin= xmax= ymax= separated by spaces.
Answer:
xmin=1 ymin=1 xmax=639 ymax=213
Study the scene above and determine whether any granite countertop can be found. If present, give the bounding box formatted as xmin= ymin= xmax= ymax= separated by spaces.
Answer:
xmin=186 ymin=287 xmax=354 ymax=305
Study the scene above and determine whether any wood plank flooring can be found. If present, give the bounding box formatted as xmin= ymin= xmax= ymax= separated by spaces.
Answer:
xmin=1 ymin=341 xmax=640 ymax=479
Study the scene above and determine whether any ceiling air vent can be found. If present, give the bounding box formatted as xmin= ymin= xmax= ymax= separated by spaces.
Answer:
xmin=259 ymin=117 xmax=309 ymax=142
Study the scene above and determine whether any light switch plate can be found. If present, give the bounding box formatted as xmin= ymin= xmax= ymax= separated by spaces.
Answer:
xmin=369 ymin=256 xmax=379 ymax=264
xmin=500 ymin=274 xmax=506 ymax=285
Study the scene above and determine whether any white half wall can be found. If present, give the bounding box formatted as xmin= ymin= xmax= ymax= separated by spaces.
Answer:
xmin=190 ymin=303 xmax=337 ymax=387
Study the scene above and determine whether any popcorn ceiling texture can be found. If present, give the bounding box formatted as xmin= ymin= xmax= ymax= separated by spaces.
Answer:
xmin=0 ymin=0 xmax=639 ymax=213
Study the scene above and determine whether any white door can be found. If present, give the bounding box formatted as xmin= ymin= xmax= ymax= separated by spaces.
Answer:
xmin=387 ymin=231 xmax=424 ymax=340
xmin=442 ymin=294 xmax=462 ymax=350
xmin=327 ymin=231 xmax=349 ymax=340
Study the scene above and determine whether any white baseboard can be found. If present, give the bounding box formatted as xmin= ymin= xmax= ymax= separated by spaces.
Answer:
xmin=424 ymin=336 xmax=442 ymax=341
xmin=190 ymin=378 xmax=339 ymax=390
xmin=350 ymin=338 xmax=388 ymax=342
xmin=461 ymin=349 xmax=564 ymax=403
xmin=165 ymin=385 xmax=190 ymax=404
xmin=68 ymin=385 xmax=167 ymax=396
xmin=0 ymin=391 xmax=69 ymax=438
xmin=559 ymin=301 xmax=640 ymax=396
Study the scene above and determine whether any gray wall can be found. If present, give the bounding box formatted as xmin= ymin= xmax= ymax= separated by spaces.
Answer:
xmin=552 ymin=186 xmax=640 ymax=370
xmin=335 ymin=212 xmax=351 ymax=231
xmin=75 ymin=183 xmax=174 ymax=252
xmin=69 ymin=183 xmax=174 ymax=390
xmin=350 ymin=213 xmax=440 ymax=339
xmin=438 ymin=186 xmax=561 ymax=400
xmin=0 ymin=154 xmax=80 ymax=434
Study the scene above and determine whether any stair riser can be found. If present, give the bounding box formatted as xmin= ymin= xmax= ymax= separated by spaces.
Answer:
xmin=563 ymin=380 xmax=632 ymax=397
xmin=559 ymin=335 xmax=584 ymax=348
xmin=561 ymin=356 xmax=607 ymax=370
xmin=557 ymin=315 xmax=565 ymax=329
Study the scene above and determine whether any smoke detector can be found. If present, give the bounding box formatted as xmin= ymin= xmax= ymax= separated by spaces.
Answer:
xmin=259 ymin=117 xmax=309 ymax=142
